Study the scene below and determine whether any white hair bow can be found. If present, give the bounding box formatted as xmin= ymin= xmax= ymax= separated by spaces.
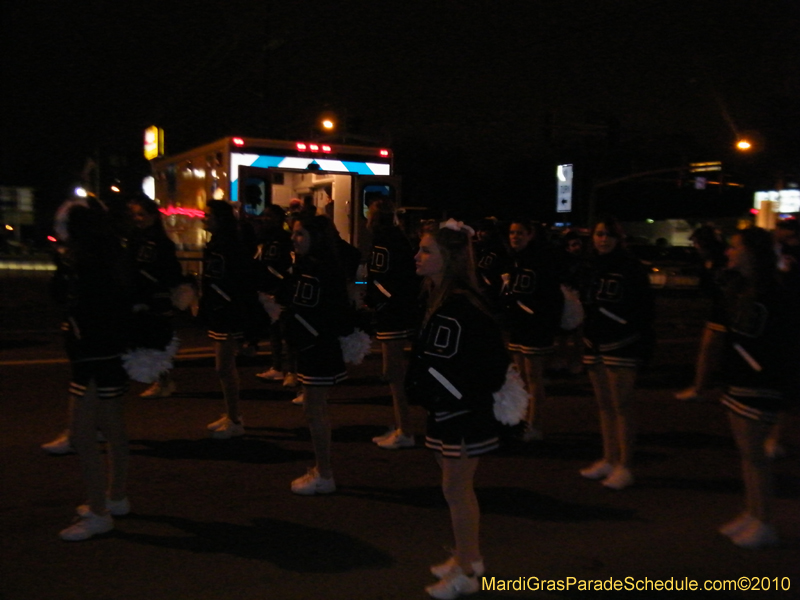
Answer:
xmin=440 ymin=218 xmax=475 ymax=237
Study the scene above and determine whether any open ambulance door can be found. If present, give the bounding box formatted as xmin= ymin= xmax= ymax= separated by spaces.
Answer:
xmin=236 ymin=165 xmax=276 ymax=217
xmin=352 ymin=175 xmax=402 ymax=256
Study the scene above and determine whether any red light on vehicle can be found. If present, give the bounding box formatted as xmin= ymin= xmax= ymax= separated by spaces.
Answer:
xmin=379 ymin=149 xmax=390 ymax=157
xmin=296 ymin=142 xmax=307 ymax=151
xmin=47 ymin=235 xmax=57 ymax=243
xmin=750 ymin=208 xmax=759 ymax=215
xmin=232 ymin=137 xmax=245 ymax=147
xmin=309 ymin=144 xmax=319 ymax=152
xmin=321 ymin=145 xmax=332 ymax=153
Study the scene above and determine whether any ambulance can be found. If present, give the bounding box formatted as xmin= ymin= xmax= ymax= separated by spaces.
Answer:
xmin=145 ymin=136 xmax=400 ymax=263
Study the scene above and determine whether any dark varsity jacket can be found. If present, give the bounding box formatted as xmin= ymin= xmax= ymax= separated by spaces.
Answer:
xmin=365 ymin=226 xmax=420 ymax=312
xmin=288 ymin=255 xmax=353 ymax=351
xmin=721 ymin=274 xmax=800 ymax=407
xmin=580 ymin=247 xmax=655 ymax=352
xmin=501 ymin=243 xmax=564 ymax=335
xmin=405 ymin=290 xmax=509 ymax=414
xmin=52 ymin=246 xmax=133 ymax=362
xmin=253 ymin=226 xmax=293 ymax=297
xmin=126 ymin=226 xmax=182 ymax=315
xmin=198 ymin=235 xmax=254 ymax=326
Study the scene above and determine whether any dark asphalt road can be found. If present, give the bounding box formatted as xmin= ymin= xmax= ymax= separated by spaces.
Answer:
xmin=1 ymin=275 xmax=798 ymax=599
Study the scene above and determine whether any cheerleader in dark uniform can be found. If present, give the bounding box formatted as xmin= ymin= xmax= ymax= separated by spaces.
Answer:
xmin=717 ymin=227 xmax=800 ymax=549
xmin=288 ymin=214 xmax=352 ymax=494
xmin=199 ymin=201 xmax=254 ymax=439
xmin=406 ymin=219 xmax=509 ymax=599
xmin=675 ymin=225 xmax=728 ymax=401
xmin=365 ymin=199 xmax=421 ymax=449
xmin=127 ymin=196 xmax=183 ymax=398
xmin=51 ymin=197 xmax=133 ymax=541
xmin=252 ymin=204 xmax=296 ymax=384
xmin=472 ymin=217 xmax=507 ymax=311
xmin=501 ymin=218 xmax=563 ymax=441
xmin=579 ymin=217 xmax=654 ymax=490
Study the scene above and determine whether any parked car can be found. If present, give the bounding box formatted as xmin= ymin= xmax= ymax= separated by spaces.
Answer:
xmin=628 ymin=245 xmax=702 ymax=290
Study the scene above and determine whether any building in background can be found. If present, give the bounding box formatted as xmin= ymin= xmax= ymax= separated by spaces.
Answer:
xmin=0 ymin=186 xmax=35 ymax=254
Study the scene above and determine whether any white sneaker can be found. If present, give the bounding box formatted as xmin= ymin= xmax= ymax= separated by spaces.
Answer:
xmin=291 ymin=468 xmax=336 ymax=495
xmin=77 ymin=497 xmax=131 ymax=517
xmin=674 ymin=386 xmax=700 ymax=401
xmin=256 ymin=367 xmax=284 ymax=381
xmin=425 ymin=567 xmax=479 ymax=599
xmin=372 ymin=427 xmax=396 ymax=444
xmin=292 ymin=393 xmax=305 ymax=405
xmin=719 ymin=512 xmax=756 ymax=538
xmin=283 ymin=372 xmax=298 ymax=387
xmin=210 ymin=417 xmax=245 ymax=439
xmin=140 ymin=380 xmax=176 ymax=398
xmin=430 ymin=556 xmax=485 ymax=580
xmin=207 ymin=414 xmax=229 ymax=431
xmin=59 ymin=510 xmax=114 ymax=541
xmin=41 ymin=431 xmax=75 ymax=455
xmin=602 ymin=466 xmax=634 ymax=490
xmin=731 ymin=519 xmax=779 ymax=549
xmin=579 ymin=460 xmax=613 ymax=480
xmin=376 ymin=430 xmax=415 ymax=450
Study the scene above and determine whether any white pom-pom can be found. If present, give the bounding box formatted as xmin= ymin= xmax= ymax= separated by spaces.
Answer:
xmin=492 ymin=364 xmax=528 ymax=425
xmin=338 ymin=328 xmax=372 ymax=365
xmin=122 ymin=336 xmax=181 ymax=383
xmin=258 ymin=292 xmax=282 ymax=322
xmin=171 ymin=283 xmax=198 ymax=312
xmin=560 ymin=284 xmax=584 ymax=331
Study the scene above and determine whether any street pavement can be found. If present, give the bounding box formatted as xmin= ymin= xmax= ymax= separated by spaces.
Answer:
xmin=1 ymin=275 xmax=798 ymax=599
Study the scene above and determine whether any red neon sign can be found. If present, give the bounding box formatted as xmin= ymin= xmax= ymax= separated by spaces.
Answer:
xmin=159 ymin=206 xmax=206 ymax=219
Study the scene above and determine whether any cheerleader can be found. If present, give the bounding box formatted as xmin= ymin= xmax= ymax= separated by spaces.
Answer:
xmin=501 ymin=218 xmax=563 ymax=441
xmin=51 ymin=196 xmax=133 ymax=541
xmin=550 ymin=230 xmax=586 ymax=376
xmin=717 ymin=227 xmax=800 ymax=549
xmin=365 ymin=199 xmax=421 ymax=449
xmin=127 ymin=196 xmax=183 ymax=398
xmin=406 ymin=219 xmax=509 ymax=599
xmin=287 ymin=214 xmax=352 ymax=494
xmin=200 ymin=201 xmax=254 ymax=439
xmin=252 ymin=204 xmax=296 ymax=385
xmin=579 ymin=217 xmax=654 ymax=490
xmin=472 ymin=217 xmax=507 ymax=308
xmin=675 ymin=225 xmax=728 ymax=401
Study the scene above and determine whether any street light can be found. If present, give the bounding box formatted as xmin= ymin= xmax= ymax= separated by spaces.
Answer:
xmin=736 ymin=139 xmax=752 ymax=151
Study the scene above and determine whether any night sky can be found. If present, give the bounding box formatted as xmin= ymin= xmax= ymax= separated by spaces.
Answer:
xmin=3 ymin=0 xmax=799 ymax=222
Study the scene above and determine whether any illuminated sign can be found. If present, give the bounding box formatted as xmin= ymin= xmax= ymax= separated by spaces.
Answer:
xmin=159 ymin=206 xmax=206 ymax=219
xmin=144 ymin=126 xmax=164 ymax=160
xmin=556 ymin=164 xmax=573 ymax=213
xmin=690 ymin=161 xmax=722 ymax=173
xmin=754 ymin=190 xmax=800 ymax=214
